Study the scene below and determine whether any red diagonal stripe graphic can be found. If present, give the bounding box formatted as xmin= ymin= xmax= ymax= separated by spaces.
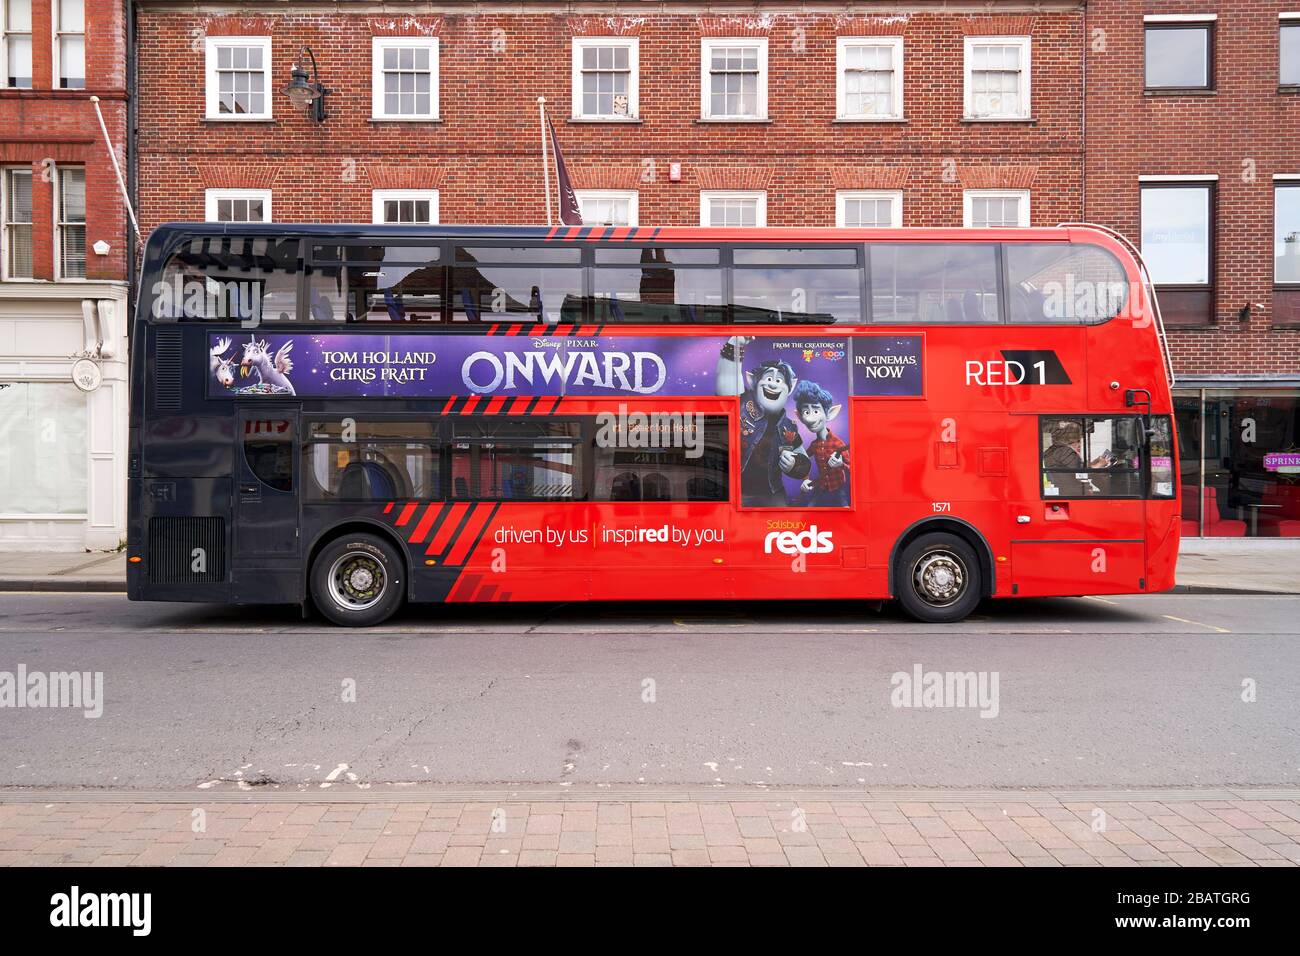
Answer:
xmin=408 ymin=503 xmax=441 ymax=544
xmin=426 ymin=502 xmax=470 ymax=555
xmin=444 ymin=503 xmax=494 ymax=566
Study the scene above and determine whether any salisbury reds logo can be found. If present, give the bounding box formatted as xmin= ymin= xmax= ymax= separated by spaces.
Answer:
xmin=764 ymin=526 xmax=835 ymax=556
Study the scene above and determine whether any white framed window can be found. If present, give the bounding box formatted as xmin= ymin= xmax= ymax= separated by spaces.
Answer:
xmin=963 ymin=189 xmax=1030 ymax=228
xmin=700 ymin=38 xmax=768 ymax=120
xmin=1275 ymin=178 xmax=1300 ymax=284
xmin=700 ymin=190 xmax=766 ymax=227
xmin=371 ymin=37 xmax=439 ymax=121
xmin=836 ymin=37 xmax=903 ymax=120
xmin=204 ymin=37 xmax=272 ymax=120
xmin=54 ymin=0 xmax=84 ymax=89
xmin=1281 ymin=14 xmax=1299 ymax=87
xmin=2 ymin=166 xmax=33 ymax=279
xmin=837 ymin=190 xmax=903 ymax=228
xmin=56 ymin=166 xmax=85 ymax=279
xmin=1140 ymin=179 xmax=1214 ymax=286
xmin=963 ymin=36 xmax=1031 ymax=120
xmin=372 ymin=189 xmax=439 ymax=224
xmin=205 ymin=188 xmax=272 ymax=223
xmin=571 ymin=37 xmax=638 ymax=120
xmin=1145 ymin=15 xmax=1215 ymax=90
xmin=2 ymin=0 xmax=32 ymax=89
xmin=575 ymin=189 xmax=638 ymax=227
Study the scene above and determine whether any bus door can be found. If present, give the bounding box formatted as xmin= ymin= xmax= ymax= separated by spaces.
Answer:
xmin=1011 ymin=414 xmax=1148 ymax=596
xmin=234 ymin=408 xmax=301 ymax=560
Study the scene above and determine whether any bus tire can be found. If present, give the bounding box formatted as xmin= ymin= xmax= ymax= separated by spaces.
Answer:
xmin=895 ymin=532 xmax=981 ymax=624
xmin=310 ymin=533 xmax=405 ymax=627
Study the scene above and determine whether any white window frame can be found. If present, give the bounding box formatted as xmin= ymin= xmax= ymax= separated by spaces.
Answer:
xmin=574 ymin=189 xmax=639 ymax=227
xmin=1143 ymin=15 xmax=1215 ymax=91
xmin=836 ymin=190 xmax=903 ymax=228
xmin=963 ymin=36 xmax=1031 ymax=121
xmin=371 ymin=189 xmax=440 ymax=225
xmin=700 ymin=37 xmax=769 ymax=121
xmin=835 ymin=37 xmax=904 ymax=121
xmin=570 ymin=37 xmax=639 ymax=121
xmin=204 ymin=36 xmax=273 ymax=121
xmin=1 ymin=165 xmax=34 ymax=280
xmin=1275 ymin=177 xmax=1300 ymax=284
xmin=1282 ymin=14 xmax=1300 ymax=87
xmin=370 ymin=36 xmax=440 ymax=121
xmin=53 ymin=0 xmax=84 ymax=90
xmin=1139 ymin=178 xmax=1215 ymax=287
xmin=963 ymin=189 xmax=1031 ymax=228
xmin=699 ymin=190 xmax=767 ymax=228
xmin=204 ymin=188 xmax=273 ymax=223
xmin=2 ymin=0 xmax=33 ymax=90
xmin=54 ymin=164 xmax=86 ymax=281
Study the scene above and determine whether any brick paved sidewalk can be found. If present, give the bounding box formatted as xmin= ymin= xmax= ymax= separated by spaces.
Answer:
xmin=2 ymin=791 xmax=1298 ymax=867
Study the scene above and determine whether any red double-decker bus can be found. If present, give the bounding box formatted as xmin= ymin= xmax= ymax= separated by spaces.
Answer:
xmin=127 ymin=222 xmax=1178 ymax=625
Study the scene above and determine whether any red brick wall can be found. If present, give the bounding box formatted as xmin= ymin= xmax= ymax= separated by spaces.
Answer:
xmin=0 ymin=0 xmax=127 ymax=282
xmin=134 ymin=5 xmax=1084 ymax=233
xmin=1085 ymin=1 xmax=1300 ymax=377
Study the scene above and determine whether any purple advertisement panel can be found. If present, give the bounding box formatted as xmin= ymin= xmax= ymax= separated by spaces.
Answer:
xmin=728 ymin=337 xmax=853 ymax=508
xmin=206 ymin=332 xmax=922 ymax=401
xmin=850 ymin=335 xmax=924 ymax=397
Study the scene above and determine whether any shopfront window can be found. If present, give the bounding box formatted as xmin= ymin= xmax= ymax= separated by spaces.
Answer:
xmin=1175 ymin=388 xmax=1300 ymax=537
xmin=0 ymin=383 xmax=87 ymax=514
xmin=1174 ymin=393 xmax=1203 ymax=532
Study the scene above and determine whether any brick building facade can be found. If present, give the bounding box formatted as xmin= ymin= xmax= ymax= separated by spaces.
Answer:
xmin=0 ymin=0 xmax=130 ymax=550
xmin=133 ymin=2 xmax=1085 ymax=233
xmin=1084 ymin=2 xmax=1300 ymax=536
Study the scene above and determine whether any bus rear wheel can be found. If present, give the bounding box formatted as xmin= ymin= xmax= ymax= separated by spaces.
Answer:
xmin=311 ymin=533 xmax=405 ymax=627
xmin=895 ymin=532 xmax=982 ymax=624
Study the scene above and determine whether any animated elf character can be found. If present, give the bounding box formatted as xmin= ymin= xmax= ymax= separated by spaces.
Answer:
xmin=792 ymin=380 xmax=850 ymax=508
xmin=714 ymin=336 xmax=812 ymax=507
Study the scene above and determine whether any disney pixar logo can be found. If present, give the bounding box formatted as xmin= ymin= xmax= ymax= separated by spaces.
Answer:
xmin=764 ymin=525 xmax=835 ymax=555
xmin=801 ymin=348 xmax=846 ymax=363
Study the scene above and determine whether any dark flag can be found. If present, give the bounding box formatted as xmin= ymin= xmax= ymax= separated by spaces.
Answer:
xmin=547 ymin=115 xmax=583 ymax=225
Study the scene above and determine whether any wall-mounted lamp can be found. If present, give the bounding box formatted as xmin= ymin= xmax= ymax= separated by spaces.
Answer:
xmin=282 ymin=46 xmax=330 ymax=122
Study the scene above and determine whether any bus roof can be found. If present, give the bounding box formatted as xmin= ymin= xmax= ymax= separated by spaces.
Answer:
xmin=146 ymin=222 xmax=1087 ymax=246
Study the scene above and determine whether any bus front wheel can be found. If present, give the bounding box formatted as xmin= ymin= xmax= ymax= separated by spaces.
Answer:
xmin=311 ymin=533 xmax=405 ymax=627
xmin=895 ymin=532 xmax=982 ymax=624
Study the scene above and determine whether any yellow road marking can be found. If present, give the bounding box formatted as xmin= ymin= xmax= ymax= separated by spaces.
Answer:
xmin=1162 ymin=614 xmax=1231 ymax=634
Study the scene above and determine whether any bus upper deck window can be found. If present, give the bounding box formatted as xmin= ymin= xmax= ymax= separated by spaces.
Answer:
xmin=306 ymin=244 xmax=444 ymax=323
xmin=869 ymin=244 xmax=1000 ymax=324
xmin=592 ymin=258 xmax=725 ymax=323
xmin=1006 ymin=244 xmax=1129 ymax=324
xmin=452 ymin=246 xmax=583 ymax=323
xmin=154 ymin=237 xmax=301 ymax=323
xmin=731 ymin=266 xmax=861 ymax=324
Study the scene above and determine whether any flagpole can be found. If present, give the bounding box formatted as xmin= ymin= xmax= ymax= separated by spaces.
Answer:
xmin=538 ymin=97 xmax=553 ymax=226
xmin=89 ymin=95 xmax=140 ymax=237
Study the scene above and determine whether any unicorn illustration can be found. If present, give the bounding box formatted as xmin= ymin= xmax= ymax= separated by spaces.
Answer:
xmin=240 ymin=336 xmax=296 ymax=395
xmin=209 ymin=337 xmax=236 ymax=388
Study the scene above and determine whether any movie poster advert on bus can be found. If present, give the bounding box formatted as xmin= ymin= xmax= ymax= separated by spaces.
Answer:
xmin=205 ymin=332 xmax=923 ymax=404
